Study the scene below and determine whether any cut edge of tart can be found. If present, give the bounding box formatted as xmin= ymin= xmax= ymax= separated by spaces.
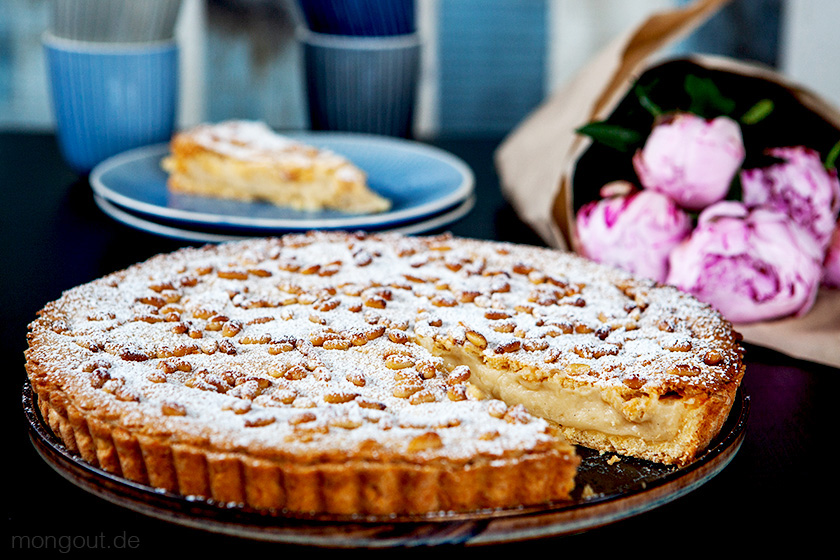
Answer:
xmin=24 ymin=231 xmax=745 ymax=517
xmin=161 ymin=120 xmax=392 ymax=215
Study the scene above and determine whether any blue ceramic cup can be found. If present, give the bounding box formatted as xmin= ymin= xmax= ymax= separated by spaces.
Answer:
xmin=43 ymin=33 xmax=179 ymax=174
xmin=297 ymin=0 xmax=416 ymax=37
xmin=300 ymin=29 xmax=421 ymax=138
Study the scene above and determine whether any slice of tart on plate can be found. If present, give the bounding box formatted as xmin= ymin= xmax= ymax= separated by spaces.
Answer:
xmin=162 ymin=120 xmax=391 ymax=214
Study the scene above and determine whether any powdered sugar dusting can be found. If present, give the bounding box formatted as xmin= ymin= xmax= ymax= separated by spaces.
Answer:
xmin=28 ymin=232 xmax=742 ymax=462
xmin=188 ymin=120 xmax=362 ymax=179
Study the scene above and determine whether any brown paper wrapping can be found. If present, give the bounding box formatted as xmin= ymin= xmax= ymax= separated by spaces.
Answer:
xmin=495 ymin=0 xmax=840 ymax=368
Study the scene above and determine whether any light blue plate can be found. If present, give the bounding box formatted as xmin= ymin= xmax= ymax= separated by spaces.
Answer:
xmin=89 ymin=132 xmax=474 ymax=231
xmin=93 ymin=194 xmax=475 ymax=243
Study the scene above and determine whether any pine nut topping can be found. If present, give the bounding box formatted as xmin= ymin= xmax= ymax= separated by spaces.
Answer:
xmin=25 ymin=231 xmax=745 ymax=508
xmin=385 ymin=354 xmax=414 ymax=370
xmin=407 ymin=432 xmax=443 ymax=452
xmin=162 ymin=402 xmax=187 ymax=416
xmin=464 ymin=330 xmax=487 ymax=349
xmin=324 ymin=392 xmax=359 ymax=404
xmin=494 ymin=340 xmax=521 ymax=354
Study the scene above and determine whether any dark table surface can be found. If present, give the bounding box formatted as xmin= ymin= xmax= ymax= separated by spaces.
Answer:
xmin=3 ymin=131 xmax=834 ymax=555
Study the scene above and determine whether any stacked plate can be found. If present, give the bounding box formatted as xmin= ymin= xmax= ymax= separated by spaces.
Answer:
xmin=89 ymin=132 xmax=475 ymax=243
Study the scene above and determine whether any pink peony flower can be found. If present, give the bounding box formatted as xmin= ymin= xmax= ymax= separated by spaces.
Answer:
xmin=576 ymin=184 xmax=693 ymax=283
xmin=633 ymin=113 xmax=745 ymax=210
xmin=823 ymin=224 xmax=840 ymax=289
xmin=740 ymin=146 xmax=840 ymax=250
xmin=666 ymin=201 xmax=824 ymax=323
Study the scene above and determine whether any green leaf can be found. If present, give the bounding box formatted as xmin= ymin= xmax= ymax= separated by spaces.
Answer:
xmin=576 ymin=122 xmax=643 ymax=152
xmin=740 ymin=99 xmax=774 ymax=125
xmin=826 ymin=140 xmax=840 ymax=171
xmin=685 ymin=74 xmax=736 ymax=118
xmin=725 ymin=174 xmax=744 ymax=203
xmin=634 ymin=81 xmax=663 ymax=117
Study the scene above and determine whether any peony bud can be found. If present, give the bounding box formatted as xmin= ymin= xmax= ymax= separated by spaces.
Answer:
xmin=666 ymin=201 xmax=823 ymax=323
xmin=632 ymin=113 xmax=745 ymax=211
xmin=740 ymin=146 xmax=840 ymax=250
xmin=822 ymin=224 xmax=840 ymax=289
xmin=576 ymin=185 xmax=693 ymax=283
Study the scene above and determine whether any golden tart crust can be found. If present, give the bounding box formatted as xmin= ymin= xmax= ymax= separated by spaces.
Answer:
xmin=161 ymin=120 xmax=391 ymax=214
xmin=25 ymin=232 xmax=744 ymax=516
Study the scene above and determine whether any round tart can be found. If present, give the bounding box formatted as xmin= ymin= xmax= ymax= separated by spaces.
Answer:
xmin=25 ymin=232 xmax=744 ymax=516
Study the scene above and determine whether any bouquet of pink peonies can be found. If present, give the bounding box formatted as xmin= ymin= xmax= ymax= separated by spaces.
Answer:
xmin=496 ymin=0 xmax=840 ymax=365
xmin=573 ymin=65 xmax=840 ymax=324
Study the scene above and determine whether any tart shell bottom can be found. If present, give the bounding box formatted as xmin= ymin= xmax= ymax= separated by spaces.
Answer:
xmin=33 ymin=387 xmax=580 ymax=518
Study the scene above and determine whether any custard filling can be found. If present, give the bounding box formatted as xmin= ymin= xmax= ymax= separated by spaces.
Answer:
xmin=425 ymin=342 xmax=688 ymax=444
